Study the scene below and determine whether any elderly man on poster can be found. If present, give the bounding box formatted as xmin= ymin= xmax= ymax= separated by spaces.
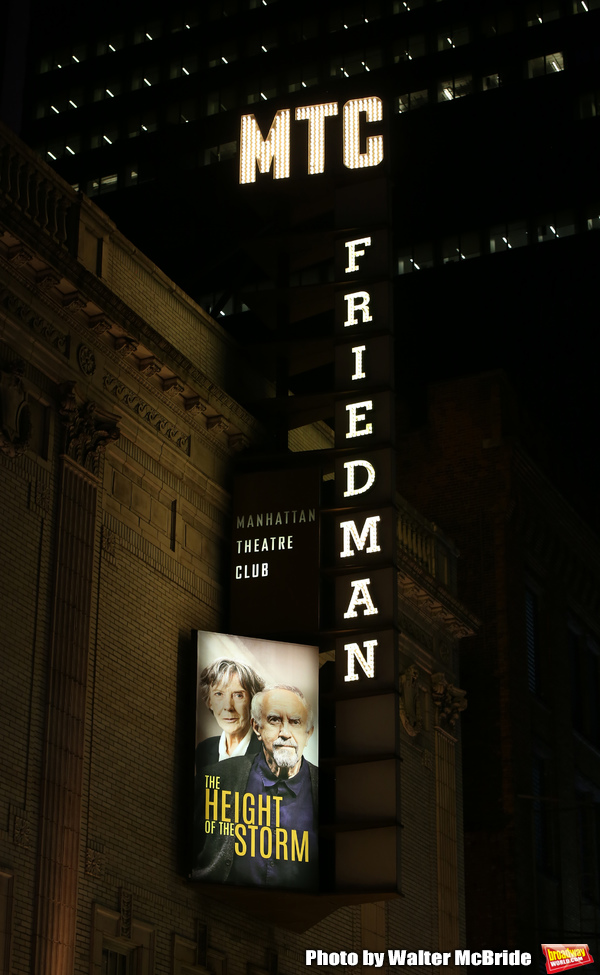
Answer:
xmin=193 ymin=683 xmax=318 ymax=890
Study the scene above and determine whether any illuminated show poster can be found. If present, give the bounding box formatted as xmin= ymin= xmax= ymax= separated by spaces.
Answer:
xmin=192 ymin=631 xmax=319 ymax=891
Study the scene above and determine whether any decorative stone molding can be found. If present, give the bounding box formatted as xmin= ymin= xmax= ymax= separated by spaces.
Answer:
xmin=13 ymin=815 xmax=30 ymax=848
xmin=86 ymin=314 xmax=112 ymax=335
xmin=36 ymin=269 xmax=60 ymax=293
xmin=431 ymin=673 xmax=467 ymax=729
xmin=138 ymin=356 xmax=161 ymax=376
xmin=1 ymin=287 xmax=68 ymax=354
xmin=0 ymin=360 xmax=31 ymax=457
xmin=7 ymin=245 xmax=33 ymax=266
xmin=103 ymin=373 xmax=190 ymax=454
xmin=102 ymin=525 xmax=117 ymax=564
xmin=61 ymin=291 xmax=86 ymax=311
xmin=399 ymin=663 xmax=423 ymax=737
xmin=184 ymin=396 xmax=206 ymax=416
xmin=206 ymin=414 xmax=229 ymax=434
xmin=228 ymin=432 xmax=250 ymax=452
xmin=119 ymin=889 xmax=133 ymax=939
xmin=59 ymin=383 xmax=120 ymax=475
xmin=77 ymin=343 xmax=96 ymax=376
xmin=114 ymin=336 xmax=139 ymax=356
xmin=85 ymin=847 xmax=104 ymax=878
xmin=421 ymin=749 xmax=433 ymax=771
xmin=31 ymin=477 xmax=51 ymax=516
xmin=162 ymin=376 xmax=184 ymax=396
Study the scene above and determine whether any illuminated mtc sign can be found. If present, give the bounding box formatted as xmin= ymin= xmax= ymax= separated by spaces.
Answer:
xmin=192 ymin=631 xmax=319 ymax=891
xmin=229 ymin=468 xmax=320 ymax=636
xmin=239 ymin=96 xmax=384 ymax=183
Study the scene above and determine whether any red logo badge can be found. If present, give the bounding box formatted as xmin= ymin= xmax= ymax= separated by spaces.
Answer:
xmin=542 ymin=944 xmax=594 ymax=973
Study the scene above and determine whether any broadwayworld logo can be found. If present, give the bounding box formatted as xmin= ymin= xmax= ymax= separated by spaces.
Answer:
xmin=542 ymin=945 xmax=594 ymax=973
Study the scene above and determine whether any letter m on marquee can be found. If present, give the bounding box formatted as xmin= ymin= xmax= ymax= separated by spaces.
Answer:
xmin=239 ymin=110 xmax=290 ymax=183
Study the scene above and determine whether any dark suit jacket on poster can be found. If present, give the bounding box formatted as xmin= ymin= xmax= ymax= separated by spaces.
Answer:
xmin=195 ymin=731 xmax=261 ymax=772
xmin=192 ymin=752 xmax=318 ymax=888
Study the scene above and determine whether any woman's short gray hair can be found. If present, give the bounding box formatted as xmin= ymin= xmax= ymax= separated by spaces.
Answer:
xmin=199 ymin=658 xmax=265 ymax=709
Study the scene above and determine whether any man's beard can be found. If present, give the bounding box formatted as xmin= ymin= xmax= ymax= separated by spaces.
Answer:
xmin=273 ymin=740 xmax=298 ymax=768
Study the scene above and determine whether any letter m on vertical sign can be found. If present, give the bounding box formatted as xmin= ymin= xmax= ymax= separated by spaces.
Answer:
xmin=239 ymin=110 xmax=290 ymax=183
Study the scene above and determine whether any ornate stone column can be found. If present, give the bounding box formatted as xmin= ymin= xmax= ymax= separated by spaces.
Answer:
xmin=34 ymin=386 xmax=118 ymax=975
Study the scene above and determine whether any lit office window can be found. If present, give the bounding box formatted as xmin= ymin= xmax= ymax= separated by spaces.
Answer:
xmin=579 ymin=91 xmax=600 ymax=118
xmin=131 ymin=68 xmax=159 ymax=90
xmin=206 ymin=87 xmax=236 ymax=114
xmin=397 ymin=242 xmax=434 ymax=273
xmin=489 ymin=221 xmax=527 ymax=251
xmin=392 ymin=0 xmax=424 ymax=10
xmin=438 ymin=75 xmax=473 ymax=101
xmin=128 ymin=111 xmax=157 ymax=138
xmin=88 ymin=174 xmax=119 ymax=197
xmin=397 ymin=89 xmax=428 ymax=112
xmin=586 ymin=209 xmax=600 ymax=230
xmin=537 ymin=211 xmax=575 ymax=241
xmin=167 ymin=99 xmax=198 ymax=124
xmin=246 ymin=30 xmax=278 ymax=56
xmin=442 ymin=232 xmax=480 ymax=262
xmin=246 ymin=81 xmax=277 ymax=104
xmin=133 ymin=23 xmax=161 ymax=44
xmin=393 ymin=35 xmax=426 ymax=60
xmin=96 ymin=35 xmax=124 ymax=55
xmin=483 ymin=73 xmax=501 ymax=90
xmin=573 ymin=0 xmax=600 ymax=10
xmin=287 ymin=64 xmax=318 ymax=93
xmin=526 ymin=0 xmax=560 ymax=24
xmin=94 ymin=81 xmax=122 ymax=102
xmin=329 ymin=2 xmax=381 ymax=32
xmin=171 ymin=9 xmax=200 ymax=30
xmin=528 ymin=52 xmax=564 ymax=77
xmin=169 ymin=56 xmax=198 ymax=79
xmin=208 ymin=41 xmax=237 ymax=67
xmin=331 ymin=49 xmax=382 ymax=77
xmin=437 ymin=26 xmax=469 ymax=51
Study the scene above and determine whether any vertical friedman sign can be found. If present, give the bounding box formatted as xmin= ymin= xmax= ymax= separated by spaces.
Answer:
xmin=238 ymin=97 xmax=395 ymax=690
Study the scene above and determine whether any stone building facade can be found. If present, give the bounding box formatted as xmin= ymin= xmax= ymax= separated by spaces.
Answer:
xmin=0 ymin=121 xmax=476 ymax=975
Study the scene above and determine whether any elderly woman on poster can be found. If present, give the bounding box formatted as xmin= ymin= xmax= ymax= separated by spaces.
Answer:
xmin=196 ymin=657 xmax=265 ymax=770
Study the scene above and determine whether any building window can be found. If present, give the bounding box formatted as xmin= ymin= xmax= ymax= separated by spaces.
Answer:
xmin=437 ymin=26 xmax=469 ymax=51
xmin=287 ymin=63 xmax=318 ymax=93
xmin=528 ymin=52 xmax=564 ymax=77
xmin=398 ymin=89 xmax=429 ymax=112
xmin=393 ymin=34 xmax=426 ymax=61
xmin=102 ymin=947 xmax=132 ymax=975
xmin=442 ymin=232 xmax=480 ymax=263
xmin=526 ymin=0 xmax=560 ymax=25
xmin=536 ymin=211 xmax=575 ymax=242
xmin=483 ymin=73 xmax=501 ymax=90
xmin=88 ymin=174 xmax=119 ymax=197
xmin=489 ymin=220 xmax=528 ymax=252
xmin=397 ymin=242 xmax=434 ymax=273
xmin=573 ymin=0 xmax=600 ymax=12
xmin=438 ymin=75 xmax=473 ymax=102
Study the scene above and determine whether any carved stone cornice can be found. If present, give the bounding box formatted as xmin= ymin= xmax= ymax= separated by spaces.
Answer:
xmin=397 ymin=562 xmax=478 ymax=639
xmin=59 ymin=382 xmax=120 ymax=475
xmin=102 ymin=373 xmax=190 ymax=454
xmin=0 ymin=285 xmax=69 ymax=355
xmin=431 ymin=672 xmax=467 ymax=729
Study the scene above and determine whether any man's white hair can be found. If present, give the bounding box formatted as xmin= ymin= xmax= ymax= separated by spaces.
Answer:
xmin=251 ymin=683 xmax=314 ymax=730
